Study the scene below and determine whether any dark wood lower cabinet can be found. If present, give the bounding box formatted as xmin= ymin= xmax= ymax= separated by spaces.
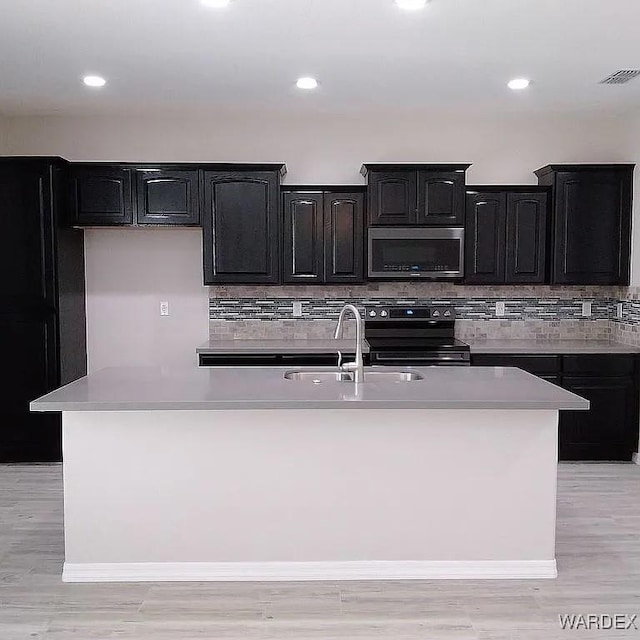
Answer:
xmin=472 ymin=352 xmax=639 ymax=461
xmin=0 ymin=313 xmax=62 ymax=461
xmin=560 ymin=376 xmax=636 ymax=461
xmin=199 ymin=353 xmax=357 ymax=367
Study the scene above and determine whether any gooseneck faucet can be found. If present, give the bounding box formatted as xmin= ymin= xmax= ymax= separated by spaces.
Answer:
xmin=334 ymin=304 xmax=364 ymax=384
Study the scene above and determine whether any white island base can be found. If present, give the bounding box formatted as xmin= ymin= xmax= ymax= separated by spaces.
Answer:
xmin=62 ymin=408 xmax=559 ymax=582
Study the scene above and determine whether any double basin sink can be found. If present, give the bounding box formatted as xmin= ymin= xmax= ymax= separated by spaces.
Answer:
xmin=284 ymin=369 xmax=424 ymax=383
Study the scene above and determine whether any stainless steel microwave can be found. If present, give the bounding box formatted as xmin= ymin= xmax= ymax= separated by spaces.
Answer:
xmin=368 ymin=227 xmax=465 ymax=279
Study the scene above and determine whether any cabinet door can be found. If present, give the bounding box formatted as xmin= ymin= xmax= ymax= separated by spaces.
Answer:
xmin=560 ymin=376 xmax=636 ymax=461
xmin=324 ymin=192 xmax=365 ymax=283
xmin=505 ymin=192 xmax=547 ymax=284
xmin=282 ymin=192 xmax=324 ymax=283
xmin=417 ymin=171 xmax=466 ymax=226
xmin=0 ymin=312 xmax=61 ymax=462
xmin=202 ymin=171 xmax=280 ymax=284
xmin=70 ymin=166 xmax=133 ymax=225
xmin=367 ymin=171 xmax=416 ymax=225
xmin=0 ymin=162 xmax=56 ymax=309
xmin=464 ymin=192 xmax=506 ymax=284
xmin=136 ymin=169 xmax=200 ymax=225
xmin=552 ymin=170 xmax=632 ymax=285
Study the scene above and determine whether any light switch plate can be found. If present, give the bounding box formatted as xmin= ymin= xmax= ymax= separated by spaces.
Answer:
xmin=160 ymin=301 xmax=169 ymax=317
xmin=292 ymin=301 xmax=303 ymax=317
xmin=617 ymin=302 xmax=624 ymax=319
xmin=495 ymin=301 xmax=505 ymax=317
xmin=581 ymin=301 xmax=592 ymax=317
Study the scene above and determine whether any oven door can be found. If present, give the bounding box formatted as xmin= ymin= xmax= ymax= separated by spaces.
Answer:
xmin=368 ymin=227 xmax=464 ymax=279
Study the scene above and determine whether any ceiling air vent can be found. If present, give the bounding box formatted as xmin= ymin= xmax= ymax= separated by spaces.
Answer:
xmin=599 ymin=70 xmax=640 ymax=85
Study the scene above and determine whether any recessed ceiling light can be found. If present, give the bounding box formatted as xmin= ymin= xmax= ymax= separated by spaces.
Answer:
xmin=200 ymin=0 xmax=231 ymax=7
xmin=508 ymin=78 xmax=530 ymax=90
xmin=83 ymin=75 xmax=107 ymax=88
xmin=296 ymin=77 xmax=318 ymax=90
xmin=395 ymin=0 xmax=429 ymax=10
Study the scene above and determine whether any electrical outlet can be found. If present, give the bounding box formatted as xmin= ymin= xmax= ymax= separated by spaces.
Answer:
xmin=160 ymin=301 xmax=169 ymax=317
xmin=495 ymin=301 xmax=505 ymax=317
xmin=581 ymin=301 xmax=592 ymax=317
xmin=292 ymin=301 xmax=303 ymax=318
xmin=617 ymin=302 xmax=624 ymax=319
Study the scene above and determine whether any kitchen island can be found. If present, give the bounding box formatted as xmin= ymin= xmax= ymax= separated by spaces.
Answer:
xmin=31 ymin=365 xmax=588 ymax=583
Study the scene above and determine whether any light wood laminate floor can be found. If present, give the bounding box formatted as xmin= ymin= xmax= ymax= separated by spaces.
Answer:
xmin=1 ymin=463 xmax=639 ymax=639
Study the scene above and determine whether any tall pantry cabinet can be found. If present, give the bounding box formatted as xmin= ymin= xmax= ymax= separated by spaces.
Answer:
xmin=0 ymin=158 xmax=87 ymax=461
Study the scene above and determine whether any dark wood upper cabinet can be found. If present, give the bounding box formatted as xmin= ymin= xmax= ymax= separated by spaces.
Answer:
xmin=465 ymin=187 xmax=547 ymax=285
xmin=71 ymin=164 xmax=199 ymax=226
xmin=135 ymin=169 xmax=200 ymax=225
xmin=505 ymin=192 xmax=547 ymax=283
xmin=417 ymin=171 xmax=465 ymax=225
xmin=535 ymin=164 xmax=634 ymax=285
xmin=70 ymin=165 xmax=133 ymax=225
xmin=465 ymin=191 xmax=506 ymax=284
xmin=361 ymin=164 xmax=470 ymax=227
xmin=324 ymin=191 xmax=364 ymax=283
xmin=203 ymin=168 xmax=283 ymax=284
xmin=366 ymin=171 xmax=416 ymax=225
xmin=281 ymin=188 xmax=365 ymax=284
xmin=282 ymin=192 xmax=324 ymax=283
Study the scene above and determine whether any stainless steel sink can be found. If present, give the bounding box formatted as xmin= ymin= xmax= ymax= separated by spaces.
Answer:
xmin=284 ymin=370 xmax=354 ymax=383
xmin=283 ymin=369 xmax=423 ymax=383
xmin=361 ymin=370 xmax=423 ymax=382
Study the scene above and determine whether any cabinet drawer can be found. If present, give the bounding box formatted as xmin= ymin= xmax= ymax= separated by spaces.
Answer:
xmin=562 ymin=354 xmax=635 ymax=377
xmin=472 ymin=354 xmax=560 ymax=375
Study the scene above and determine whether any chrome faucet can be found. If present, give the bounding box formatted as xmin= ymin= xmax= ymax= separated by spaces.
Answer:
xmin=334 ymin=304 xmax=364 ymax=383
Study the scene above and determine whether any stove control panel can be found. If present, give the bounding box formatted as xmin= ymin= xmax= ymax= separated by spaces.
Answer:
xmin=365 ymin=306 xmax=456 ymax=321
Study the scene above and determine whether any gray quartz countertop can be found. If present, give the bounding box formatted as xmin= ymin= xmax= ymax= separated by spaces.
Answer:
xmin=468 ymin=339 xmax=640 ymax=354
xmin=197 ymin=339 xmax=369 ymax=354
xmin=30 ymin=365 xmax=588 ymax=412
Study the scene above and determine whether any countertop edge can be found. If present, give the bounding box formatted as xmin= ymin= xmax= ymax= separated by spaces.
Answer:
xmin=30 ymin=400 xmax=589 ymax=412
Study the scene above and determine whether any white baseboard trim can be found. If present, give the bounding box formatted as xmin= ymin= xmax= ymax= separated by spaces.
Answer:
xmin=62 ymin=559 xmax=558 ymax=582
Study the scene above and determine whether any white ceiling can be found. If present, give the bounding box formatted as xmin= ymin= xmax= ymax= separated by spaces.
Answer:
xmin=1 ymin=0 xmax=640 ymax=117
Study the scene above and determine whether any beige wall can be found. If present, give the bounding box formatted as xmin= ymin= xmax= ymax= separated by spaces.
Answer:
xmin=1 ymin=111 xmax=635 ymax=369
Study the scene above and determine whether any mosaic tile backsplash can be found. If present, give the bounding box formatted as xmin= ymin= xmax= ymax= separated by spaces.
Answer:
xmin=208 ymin=284 xmax=640 ymax=343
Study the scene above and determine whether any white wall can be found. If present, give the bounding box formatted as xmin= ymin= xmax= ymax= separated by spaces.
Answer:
xmin=83 ymin=228 xmax=208 ymax=372
xmin=0 ymin=117 xmax=8 ymax=153
xmin=2 ymin=111 xmax=635 ymax=369
xmin=625 ymin=112 xmax=640 ymax=285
